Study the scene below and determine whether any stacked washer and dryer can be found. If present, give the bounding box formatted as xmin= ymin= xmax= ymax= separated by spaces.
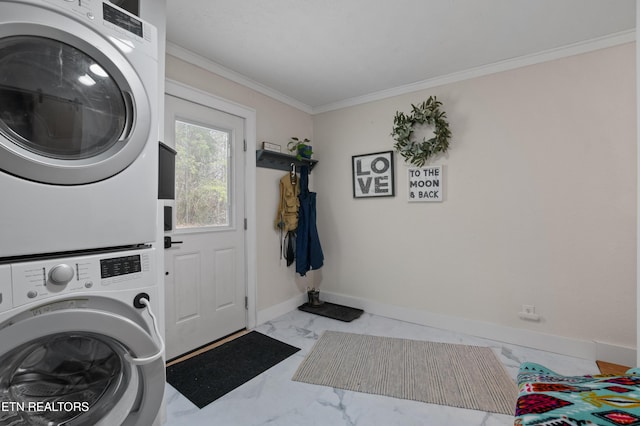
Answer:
xmin=0 ymin=0 xmax=164 ymax=425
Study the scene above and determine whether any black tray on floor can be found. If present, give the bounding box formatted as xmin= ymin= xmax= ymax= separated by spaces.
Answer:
xmin=298 ymin=301 xmax=364 ymax=322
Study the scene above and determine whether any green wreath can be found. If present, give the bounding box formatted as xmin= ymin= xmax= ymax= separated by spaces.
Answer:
xmin=391 ymin=96 xmax=452 ymax=167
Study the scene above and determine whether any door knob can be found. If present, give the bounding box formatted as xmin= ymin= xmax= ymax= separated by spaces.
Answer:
xmin=164 ymin=236 xmax=183 ymax=249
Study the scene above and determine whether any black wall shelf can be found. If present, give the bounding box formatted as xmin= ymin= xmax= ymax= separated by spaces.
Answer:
xmin=256 ymin=149 xmax=318 ymax=172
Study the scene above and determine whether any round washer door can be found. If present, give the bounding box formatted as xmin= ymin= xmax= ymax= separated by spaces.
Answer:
xmin=0 ymin=2 xmax=152 ymax=185
xmin=0 ymin=304 xmax=164 ymax=426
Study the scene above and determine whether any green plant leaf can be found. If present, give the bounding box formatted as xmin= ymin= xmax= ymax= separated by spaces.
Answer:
xmin=390 ymin=95 xmax=451 ymax=166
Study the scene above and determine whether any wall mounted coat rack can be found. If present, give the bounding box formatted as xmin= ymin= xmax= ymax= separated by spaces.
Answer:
xmin=256 ymin=150 xmax=318 ymax=172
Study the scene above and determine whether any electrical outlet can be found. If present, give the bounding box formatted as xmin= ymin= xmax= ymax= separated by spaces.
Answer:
xmin=519 ymin=304 xmax=541 ymax=322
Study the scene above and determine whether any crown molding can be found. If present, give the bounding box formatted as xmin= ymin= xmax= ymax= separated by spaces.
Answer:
xmin=167 ymin=30 xmax=635 ymax=117
xmin=312 ymin=29 xmax=636 ymax=114
xmin=166 ymin=42 xmax=313 ymax=114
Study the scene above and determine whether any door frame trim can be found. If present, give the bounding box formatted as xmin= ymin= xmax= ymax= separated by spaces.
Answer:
xmin=164 ymin=79 xmax=257 ymax=329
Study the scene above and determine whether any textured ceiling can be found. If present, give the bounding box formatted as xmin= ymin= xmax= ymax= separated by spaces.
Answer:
xmin=166 ymin=0 xmax=636 ymax=112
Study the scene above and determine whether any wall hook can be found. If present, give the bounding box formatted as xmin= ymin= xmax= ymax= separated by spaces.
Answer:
xmin=290 ymin=163 xmax=297 ymax=185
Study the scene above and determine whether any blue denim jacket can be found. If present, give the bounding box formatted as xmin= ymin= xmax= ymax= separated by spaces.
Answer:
xmin=295 ymin=166 xmax=324 ymax=276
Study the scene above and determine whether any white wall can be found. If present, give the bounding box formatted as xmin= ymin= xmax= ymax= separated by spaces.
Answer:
xmin=313 ymin=43 xmax=637 ymax=356
xmin=165 ymin=53 xmax=313 ymax=312
xmin=164 ymin=42 xmax=636 ymax=361
xmin=636 ymin=0 xmax=640 ymax=367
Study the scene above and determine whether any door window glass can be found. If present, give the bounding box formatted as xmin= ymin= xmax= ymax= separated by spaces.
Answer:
xmin=0 ymin=36 xmax=127 ymax=159
xmin=0 ymin=333 xmax=131 ymax=425
xmin=175 ymin=120 xmax=231 ymax=228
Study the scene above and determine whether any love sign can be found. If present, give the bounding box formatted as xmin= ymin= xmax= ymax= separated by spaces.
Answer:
xmin=352 ymin=151 xmax=395 ymax=198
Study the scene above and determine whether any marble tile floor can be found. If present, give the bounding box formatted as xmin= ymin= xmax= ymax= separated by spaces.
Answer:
xmin=164 ymin=309 xmax=598 ymax=426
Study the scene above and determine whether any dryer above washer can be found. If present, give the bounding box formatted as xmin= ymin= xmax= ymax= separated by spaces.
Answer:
xmin=0 ymin=0 xmax=159 ymax=258
xmin=0 ymin=0 xmax=157 ymax=185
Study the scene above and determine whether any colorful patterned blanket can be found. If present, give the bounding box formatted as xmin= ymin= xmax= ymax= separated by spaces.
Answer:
xmin=515 ymin=362 xmax=640 ymax=426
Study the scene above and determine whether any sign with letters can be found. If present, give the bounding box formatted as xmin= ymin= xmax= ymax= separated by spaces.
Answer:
xmin=408 ymin=166 xmax=443 ymax=202
xmin=352 ymin=151 xmax=395 ymax=198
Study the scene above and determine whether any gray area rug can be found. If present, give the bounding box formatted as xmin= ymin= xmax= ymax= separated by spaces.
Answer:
xmin=292 ymin=331 xmax=517 ymax=415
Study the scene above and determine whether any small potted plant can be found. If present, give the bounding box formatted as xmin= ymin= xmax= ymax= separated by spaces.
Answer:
xmin=287 ymin=137 xmax=312 ymax=160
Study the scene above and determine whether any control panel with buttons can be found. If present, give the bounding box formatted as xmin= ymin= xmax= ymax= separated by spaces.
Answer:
xmin=0 ymin=265 xmax=11 ymax=314
xmin=40 ymin=0 xmax=157 ymax=59
xmin=9 ymin=248 xmax=155 ymax=308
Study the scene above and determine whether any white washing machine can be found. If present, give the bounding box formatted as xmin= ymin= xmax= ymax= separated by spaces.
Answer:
xmin=0 ymin=246 xmax=164 ymax=425
xmin=0 ymin=0 xmax=158 ymax=258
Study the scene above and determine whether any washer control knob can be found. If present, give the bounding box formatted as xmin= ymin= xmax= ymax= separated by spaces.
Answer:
xmin=27 ymin=290 xmax=37 ymax=299
xmin=48 ymin=264 xmax=75 ymax=286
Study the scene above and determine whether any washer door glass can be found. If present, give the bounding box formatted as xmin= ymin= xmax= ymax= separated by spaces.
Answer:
xmin=0 ymin=332 xmax=135 ymax=426
xmin=0 ymin=36 xmax=127 ymax=160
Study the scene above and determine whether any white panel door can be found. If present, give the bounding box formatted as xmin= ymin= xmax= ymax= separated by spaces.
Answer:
xmin=164 ymin=94 xmax=246 ymax=360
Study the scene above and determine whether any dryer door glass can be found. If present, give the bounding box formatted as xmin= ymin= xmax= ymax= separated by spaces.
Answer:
xmin=0 ymin=36 xmax=127 ymax=160
xmin=0 ymin=333 xmax=135 ymax=426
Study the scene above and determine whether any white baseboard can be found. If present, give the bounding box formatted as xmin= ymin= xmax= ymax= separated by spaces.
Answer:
xmin=256 ymin=290 xmax=636 ymax=364
xmin=256 ymin=293 xmax=306 ymax=325
xmin=595 ymin=341 xmax=637 ymax=368
xmin=319 ymin=291 xmax=636 ymax=364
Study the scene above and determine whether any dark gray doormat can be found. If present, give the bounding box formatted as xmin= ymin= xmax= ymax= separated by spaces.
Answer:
xmin=298 ymin=302 xmax=364 ymax=322
xmin=166 ymin=331 xmax=300 ymax=408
